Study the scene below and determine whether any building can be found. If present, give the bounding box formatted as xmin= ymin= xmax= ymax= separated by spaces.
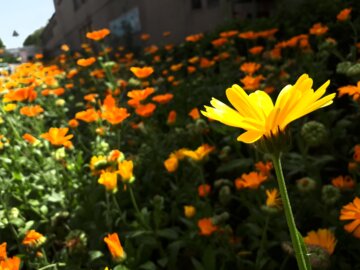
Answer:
xmin=42 ymin=0 xmax=281 ymax=55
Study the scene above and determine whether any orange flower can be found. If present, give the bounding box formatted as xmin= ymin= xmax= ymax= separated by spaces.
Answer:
xmin=104 ymin=233 xmax=126 ymax=262
xmin=98 ymin=171 xmax=118 ymax=192
xmin=68 ymin=119 xmax=79 ymax=128
xmin=186 ymin=33 xmax=203 ymax=42
xmin=152 ymin=93 xmax=174 ymax=104
xmin=198 ymin=184 xmax=211 ymax=197
xmin=240 ymin=75 xmax=264 ymax=91
xmin=164 ymin=154 xmax=179 ymax=173
xmin=0 ymin=256 xmax=21 ymax=270
xmin=249 ymin=46 xmax=264 ymax=55
xmin=220 ymin=30 xmax=238 ymax=38
xmin=338 ymin=81 xmax=360 ymax=101
xmin=167 ymin=110 xmax=177 ymax=125
xmin=199 ymin=57 xmax=215 ymax=69
xmin=117 ymin=160 xmax=135 ymax=183
xmin=309 ymin=23 xmax=328 ymax=36
xmin=187 ymin=66 xmax=196 ymax=74
xmin=198 ymin=218 xmax=218 ymax=236
xmin=353 ymin=145 xmax=360 ymax=162
xmin=337 ymin=8 xmax=351 ymax=21
xmin=22 ymin=230 xmax=46 ymax=247
xmin=0 ymin=243 xmax=7 ymax=261
xmin=130 ymin=66 xmax=154 ymax=79
xmin=140 ymin=33 xmax=150 ymax=41
xmin=188 ymin=108 xmax=200 ymax=120
xmin=135 ymin=103 xmax=156 ymax=117
xmin=170 ymin=63 xmax=183 ymax=72
xmin=22 ymin=133 xmax=38 ymax=144
xmin=77 ymin=57 xmax=96 ymax=67
xmin=331 ymin=175 xmax=355 ymax=191
xmin=102 ymin=107 xmax=130 ymax=125
xmin=127 ymin=87 xmax=155 ymax=107
xmin=240 ymin=62 xmax=261 ymax=75
xmin=188 ymin=56 xmax=199 ymax=64
xmin=340 ymin=197 xmax=360 ymax=238
xmin=3 ymin=86 xmax=37 ymax=102
xmin=304 ymin=229 xmax=337 ymax=255
xmin=235 ymin=172 xmax=267 ymax=189
xmin=41 ymin=127 xmax=73 ymax=148
xmin=238 ymin=31 xmax=258 ymax=40
xmin=61 ymin=44 xmax=70 ymax=51
xmin=86 ymin=28 xmax=110 ymax=41
xmin=41 ymin=88 xmax=65 ymax=97
xmin=255 ymin=161 xmax=273 ymax=176
xmin=163 ymin=31 xmax=171 ymax=37
xmin=19 ymin=105 xmax=44 ymax=117
xmin=211 ymin=37 xmax=228 ymax=47
xmin=76 ymin=108 xmax=100 ymax=123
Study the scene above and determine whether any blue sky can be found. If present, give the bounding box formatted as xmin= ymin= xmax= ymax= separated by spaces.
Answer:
xmin=0 ymin=1 xmax=55 ymax=48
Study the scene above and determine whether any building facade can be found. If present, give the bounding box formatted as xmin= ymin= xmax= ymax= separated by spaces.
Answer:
xmin=41 ymin=0 xmax=279 ymax=54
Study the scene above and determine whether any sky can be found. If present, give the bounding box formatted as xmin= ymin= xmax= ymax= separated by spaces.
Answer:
xmin=0 ymin=0 xmax=55 ymax=49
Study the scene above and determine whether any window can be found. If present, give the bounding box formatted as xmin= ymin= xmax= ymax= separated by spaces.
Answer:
xmin=191 ymin=0 xmax=202 ymax=9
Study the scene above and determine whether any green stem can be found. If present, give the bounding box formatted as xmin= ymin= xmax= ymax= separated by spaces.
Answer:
xmin=38 ymin=263 xmax=66 ymax=270
xmin=271 ymin=155 xmax=309 ymax=270
xmin=128 ymin=184 xmax=151 ymax=230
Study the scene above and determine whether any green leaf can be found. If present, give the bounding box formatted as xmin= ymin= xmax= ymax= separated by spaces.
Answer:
xmin=88 ymin=250 xmax=103 ymax=261
xmin=139 ymin=261 xmax=157 ymax=270
xmin=157 ymin=228 xmax=179 ymax=240
xmin=216 ymin=158 xmax=252 ymax=173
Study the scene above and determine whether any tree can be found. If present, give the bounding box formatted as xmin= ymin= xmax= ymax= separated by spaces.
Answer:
xmin=0 ymin=38 xmax=5 ymax=49
xmin=23 ymin=27 xmax=44 ymax=47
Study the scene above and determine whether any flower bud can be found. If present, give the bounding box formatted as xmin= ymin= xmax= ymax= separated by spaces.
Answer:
xmin=296 ymin=177 xmax=317 ymax=192
xmin=321 ymin=185 xmax=340 ymax=205
xmin=219 ymin=186 xmax=232 ymax=206
xmin=307 ymin=245 xmax=331 ymax=270
xmin=346 ymin=63 xmax=360 ymax=77
xmin=301 ymin=121 xmax=327 ymax=147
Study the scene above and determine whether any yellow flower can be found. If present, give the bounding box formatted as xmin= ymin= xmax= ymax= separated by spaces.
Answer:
xmin=265 ymin=189 xmax=282 ymax=208
xmin=202 ymin=74 xmax=335 ymax=144
xmin=180 ymin=144 xmax=215 ymax=162
xmin=117 ymin=160 xmax=135 ymax=183
xmin=98 ymin=171 xmax=118 ymax=192
xmin=3 ymin=103 xmax=17 ymax=112
xmin=184 ymin=205 xmax=196 ymax=218
xmin=304 ymin=228 xmax=337 ymax=255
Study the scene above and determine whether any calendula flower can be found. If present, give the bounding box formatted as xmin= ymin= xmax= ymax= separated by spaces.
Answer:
xmin=340 ymin=197 xmax=360 ymax=238
xmin=41 ymin=127 xmax=73 ymax=148
xmin=338 ymin=81 xmax=360 ymax=101
xmin=188 ymin=108 xmax=200 ymax=120
xmin=86 ymin=28 xmax=110 ymax=41
xmin=337 ymin=8 xmax=351 ymax=21
xmin=265 ymin=189 xmax=282 ymax=208
xmin=104 ymin=233 xmax=126 ymax=262
xmin=240 ymin=75 xmax=265 ymax=91
xmin=130 ymin=66 xmax=154 ymax=79
xmin=75 ymin=108 xmax=100 ymax=123
xmin=201 ymin=74 xmax=335 ymax=144
xmin=331 ymin=175 xmax=355 ymax=191
xmin=304 ymin=229 xmax=337 ymax=255
xmin=240 ymin=62 xmax=261 ymax=75
xmin=164 ymin=154 xmax=179 ymax=173
xmin=77 ymin=57 xmax=96 ymax=67
xmin=235 ymin=172 xmax=267 ymax=189
xmin=19 ymin=105 xmax=44 ymax=117
xmin=152 ymin=93 xmax=174 ymax=104
xmin=198 ymin=218 xmax=218 ymax=236
xmin=117 ymin=160 xmax=135 ymax=183
xmin=135 ymin=103 xmax=156 ymax=117
xmin=167 ymin=110 xmax=177 ymax=125
xmin=248 ymin=46 xmax=264 ymax=55
xmin=23 ymin=230 xmax=46 ymax=247
xmin=309 ymin=23 xmax=328 ymax=36
xmin=198 ymin=184 xmax=211 ymax=197
xmin=181 ymin=144 xmax=215 ymax=162
xmin=184 ymin=205 xmax=196 ymax=218
xmin=255 ymin=161 xmax=273 ymax=176
xmin=98 ymin=171 xmax=118 ymax=192
xmin=0 ymin=242 xmax=21 ymax=270
xmin=22 ymin=133 xmax=39 ymax=145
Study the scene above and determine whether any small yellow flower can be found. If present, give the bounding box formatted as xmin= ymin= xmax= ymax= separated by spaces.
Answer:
xmin=117 ymin=160 xmax=135 ymax=183
xmin=3 ymin=103 xmax=17 ymax=112
xmin=184 ymin=205 xmax=196 ymax=218
xmin=265 ymin=189 xmax=282 ymax=208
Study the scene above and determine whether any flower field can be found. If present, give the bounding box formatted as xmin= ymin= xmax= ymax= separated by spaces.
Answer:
xmin=0 ymin=1 xmax=360 ymax=269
